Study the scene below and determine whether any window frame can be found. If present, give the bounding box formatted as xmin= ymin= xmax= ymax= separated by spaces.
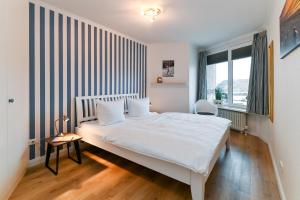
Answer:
xmin=207 ymin=42 xmax=252 ymax=109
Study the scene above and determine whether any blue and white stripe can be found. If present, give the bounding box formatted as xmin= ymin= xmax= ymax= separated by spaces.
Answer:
xmin=29 ymin=2 xmax=147 ymax=160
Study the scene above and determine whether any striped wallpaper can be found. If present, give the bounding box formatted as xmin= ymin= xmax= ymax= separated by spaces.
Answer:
xmin=29 ymin=2 xmax=147 ymax=160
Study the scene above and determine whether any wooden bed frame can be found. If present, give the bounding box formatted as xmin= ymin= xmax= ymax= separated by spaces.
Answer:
xmin=75 ymin=94 xmax=230 ymax=200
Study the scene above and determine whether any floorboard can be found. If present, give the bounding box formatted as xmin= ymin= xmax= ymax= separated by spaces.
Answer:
xmin=10 ymin=131 xmax=280 ymax=200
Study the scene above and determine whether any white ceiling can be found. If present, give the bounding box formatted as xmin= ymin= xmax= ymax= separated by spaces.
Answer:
xmin=40 ymin=0 xmax=272 ymax=47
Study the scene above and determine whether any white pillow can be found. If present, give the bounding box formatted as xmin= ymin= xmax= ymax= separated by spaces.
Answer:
xmin=127 ymin=98 xmax=150 ymax=117
xmin=96 ymin=100 xmax=125 ymax=126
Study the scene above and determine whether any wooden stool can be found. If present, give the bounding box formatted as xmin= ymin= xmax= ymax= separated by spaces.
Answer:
xmin=45 ymin=133 xmax=82 ymax=175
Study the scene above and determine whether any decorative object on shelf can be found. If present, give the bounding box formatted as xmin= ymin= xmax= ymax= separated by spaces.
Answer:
xmin=157 ymin=76 xmax=163 ymax=83
xmin=280 ymin=0 xmax=300 ymax=58
xmin=162 ymin=60 xmax=174 ymax=77
xmin=55 ymin=115 xmax=69 ymax=137
xmin=141 ymin=7 xmax=162 ymax=23
xmin=268 ymin=41 xmax=274 ymax=122
xmin=214 ymin=87 xmax=223 ymax=104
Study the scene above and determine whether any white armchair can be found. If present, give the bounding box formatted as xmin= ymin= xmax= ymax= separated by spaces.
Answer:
xmin=194 ymin=100 xmax=218 ymax=116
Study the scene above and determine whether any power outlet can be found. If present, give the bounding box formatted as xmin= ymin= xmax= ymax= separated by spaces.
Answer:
xmin=28 ymin=139 xmax=36 ymax=145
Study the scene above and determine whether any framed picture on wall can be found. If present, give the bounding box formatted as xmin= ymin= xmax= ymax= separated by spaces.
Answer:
xmin=162 ymin=60 xmax=174 ymax=77
xmin=280 ymin=0 xmax=300 ymax=58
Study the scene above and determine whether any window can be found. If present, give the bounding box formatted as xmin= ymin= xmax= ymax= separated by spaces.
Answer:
xmin=207 ymin=62 xmax=228 ymax=103
xmin=206 ymin=45 xmax=252 ymax=108
xmin=233 ymin=57 xmax=251 ymax=106
xmin=206 ymin=50 xmax=229 ymax=103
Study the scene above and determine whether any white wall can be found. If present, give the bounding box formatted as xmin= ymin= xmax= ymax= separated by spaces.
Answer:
xmin=263 ymin=1 xmax=300 ymax=199
xmin=0 ymin=2 xmax=8 ymax=196
xmin=0 ymin=0 xmax=29 ymax=199
xmin=188 ymin=45 xmax=199 ymax=113
xmin=246 ymin=114 xmax=271 ymax=143
xmin=148 ymin=43 xmax=190 ymax=112
xmin=148 ymin=43 xmax=198 ymax=113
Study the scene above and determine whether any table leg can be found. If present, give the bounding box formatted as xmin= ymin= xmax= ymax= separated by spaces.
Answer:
xmin=45 ymin=143 xmax=52 ymax=167
xmin=45 ymin=144 xmax=59 ymax=175
xmin=56 ymin=146 xmax=60 ymax=174
xmin=67 ymin=143 xmax=70 ymax=158
xmin=74 ymin=141 xmax=82 ymax=164
xmin=67 ymin=141 xmax=81 ymax=164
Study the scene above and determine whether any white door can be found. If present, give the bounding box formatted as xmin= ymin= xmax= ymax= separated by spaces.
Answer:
xmin=0 ymin=0 xmax=28 ymax=199
xmin=0 ymin=0 xmax=8 ymax=196
xmin=6 ymin=0 xmax=29 ymax=191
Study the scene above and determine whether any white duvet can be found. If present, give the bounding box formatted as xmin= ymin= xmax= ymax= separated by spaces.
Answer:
xmin=78 ymin=112 xmax=231 ymax=174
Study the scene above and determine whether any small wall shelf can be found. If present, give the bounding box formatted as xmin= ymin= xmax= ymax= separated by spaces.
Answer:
xmin=150 ymin=82 xmax=187 ymax=88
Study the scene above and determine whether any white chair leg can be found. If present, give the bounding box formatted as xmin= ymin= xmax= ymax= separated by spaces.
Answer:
xmin=190 ymin=172 xmax=205 ymax=200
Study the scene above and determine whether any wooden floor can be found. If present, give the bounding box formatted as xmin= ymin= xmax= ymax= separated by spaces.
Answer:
xmin=10 ymin=131 xmax=280 ymax=200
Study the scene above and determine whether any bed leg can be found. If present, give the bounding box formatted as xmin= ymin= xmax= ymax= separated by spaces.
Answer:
xmin=190 ymin=172 xmax=205 ymax=200
xmin=226 ymin=137 xmax=230 ymax=151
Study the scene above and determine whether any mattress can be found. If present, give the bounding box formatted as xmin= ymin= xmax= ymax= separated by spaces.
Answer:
xmin=77 ymin=112 xmax=231 ymax=174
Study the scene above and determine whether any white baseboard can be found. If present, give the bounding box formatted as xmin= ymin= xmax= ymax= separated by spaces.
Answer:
xmin=268 ymin=143 xmax=286 ymax=200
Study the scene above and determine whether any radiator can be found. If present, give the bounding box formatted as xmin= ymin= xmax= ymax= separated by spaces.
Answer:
xmin=218 ymin=108 xmax=247 ymax=132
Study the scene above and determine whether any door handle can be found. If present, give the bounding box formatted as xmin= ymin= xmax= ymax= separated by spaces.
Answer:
xmin=8 ymin=98 xmax=16 ymax=104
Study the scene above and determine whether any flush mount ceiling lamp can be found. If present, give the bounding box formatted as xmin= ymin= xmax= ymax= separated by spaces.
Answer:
xmin=141 ymin=7 xmax=162 ymax=22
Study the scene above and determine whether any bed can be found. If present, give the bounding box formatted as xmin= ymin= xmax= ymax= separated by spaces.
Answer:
xmin=75 ymin=94 xmax=231 ymax=200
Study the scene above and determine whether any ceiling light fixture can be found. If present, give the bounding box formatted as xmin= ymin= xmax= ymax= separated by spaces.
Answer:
xmin=141 ymin=7 xmax=162 ymax=22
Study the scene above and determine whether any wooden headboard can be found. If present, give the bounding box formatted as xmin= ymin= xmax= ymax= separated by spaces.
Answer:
xmin=75 ymin=94 xmax=139 ymax=126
